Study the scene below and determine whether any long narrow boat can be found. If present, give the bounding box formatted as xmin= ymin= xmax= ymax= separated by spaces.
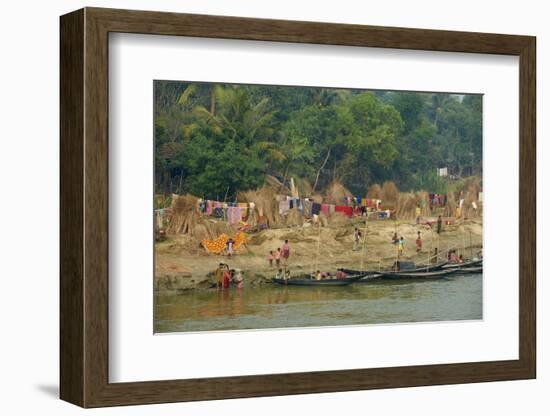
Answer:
xmin=406 ymin=261 xmax=448 ymax=272
xmin=456 ymin=266 xmax=483 ymax=273
xmin=337 ymin=268 xmax=383 ymax=282
xmin=380 ymin=268 xmax=458 ymax=280
xmin=441 ymin=259 xmax=483 ymax=270
xmin=271 ymin=273 xmax=366 ymax=286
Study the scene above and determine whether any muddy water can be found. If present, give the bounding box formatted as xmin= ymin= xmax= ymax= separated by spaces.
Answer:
xmin=154 ymin=273 xmax=482 ymax=333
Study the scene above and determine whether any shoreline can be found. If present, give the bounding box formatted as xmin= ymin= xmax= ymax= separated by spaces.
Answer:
xmin=155 ymin=217 xmax=483 ymax=293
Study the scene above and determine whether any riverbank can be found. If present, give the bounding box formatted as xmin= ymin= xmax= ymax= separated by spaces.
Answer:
xmin=155 ymin=217 xmax=482 ymax=293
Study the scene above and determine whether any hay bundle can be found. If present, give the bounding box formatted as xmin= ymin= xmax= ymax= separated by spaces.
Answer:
xmin=395 ymin=193 xmax=417 ymax=220
xmin=327 ymin=212 xmax=349 ymax=227
xmin=265 ymin=175 xmax=291 ymax=195
xmin=167 ymin=194 xmax=199 ymax=234
xmin=323 ymin=180 xmax=352 ymax=205
xmin=417 ymin=191 xmax=432 ymax=217
xmin=294 ymin=177 xmax=313 ymax=197
xmin=239 ymin=185 xmax=282 ymax=227
xmin=367 ymin=184 xmax=382 ymax=200
xmin=309 ymin=193 xmax=324 ymax=203
xmin=167 ymin=194 xmax=236 ymax=241
xmin=210 ymin=220 xmax=234 ymax=237
xmin=238 ymin=189 xmax=260 ymax=226
xmin=285 ymin=208 xmax=304 ymax=227
xmin=463 ymin=184 xmax=482 ymax=219
xmin=381 ymin=181 xmax=399 ymax=209
xmin=443 ymin=192 xmax=457 ymax=218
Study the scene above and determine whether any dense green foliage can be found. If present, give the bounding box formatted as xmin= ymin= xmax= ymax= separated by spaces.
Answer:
xmin=154 ymin=81 xmax=482 ymax=199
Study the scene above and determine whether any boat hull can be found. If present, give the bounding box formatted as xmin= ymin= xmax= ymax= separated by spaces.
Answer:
xmin=380 ymin=269 xmax=458 ymax=280
xmin=271 ymin=274 xmax=365 ymax=286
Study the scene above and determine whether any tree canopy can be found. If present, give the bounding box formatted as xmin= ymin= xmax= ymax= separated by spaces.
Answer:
xmin=154 ymin=81 xmax=482 ymax=199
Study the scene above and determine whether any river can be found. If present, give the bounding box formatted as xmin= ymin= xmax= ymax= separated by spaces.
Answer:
xmin=154 ymin=273 xmax=482 ymax=333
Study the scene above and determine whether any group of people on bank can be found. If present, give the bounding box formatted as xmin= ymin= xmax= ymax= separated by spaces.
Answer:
xmin=268 ymin=240 xmax=291 ymax=268
xmin=213 ymin=263 xmax=244 ymax=289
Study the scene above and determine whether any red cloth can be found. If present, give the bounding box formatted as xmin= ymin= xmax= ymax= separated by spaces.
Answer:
xmin=223 ymin=271 xmax=231 ymax=289
xmin=335 ymin=205 xmax=353 ymax=217
xmin=321 ymin=204 xmax=330 ymax=216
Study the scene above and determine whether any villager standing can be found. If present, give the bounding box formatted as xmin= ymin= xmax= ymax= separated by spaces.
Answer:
xmin=226 ymin=238 xmax=234 ymax=257
xmin=214 ymin=263 xmax=225 ymax=289
xmin=432 ymin=247 xmax=439 ymax=264
xmin=398 ymin=236 xmax=405 ymax=257
xmin=268 ymin=250 xmax=274 ymax=267
xmin=437 ymin=215 xmax=443 ymax=234
xmin=416 ymin=231 xmax=422 ymax=252
xmin=392 ymin=232 xmax=399 ymax=244
xmin=353 ymin=227 xmax=362 ymax=251
xmin=222 ymin=265 xmax=232 ymax=289
xmin=281 ymin=240 xmax=290 ymax=266
xmin=274 ymin=248 xmax=281 ymax=268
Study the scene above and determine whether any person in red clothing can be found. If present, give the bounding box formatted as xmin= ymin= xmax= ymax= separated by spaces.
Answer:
xmin=416 ymin=231 xmax=422 ymax=252
xmin=281 ymin=240 xmax=290 ymax=265
xmin=222 ymin=266 xmax=232 ymax=289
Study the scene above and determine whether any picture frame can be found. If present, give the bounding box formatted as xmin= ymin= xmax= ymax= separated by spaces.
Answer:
xmin=60 ymin=7 xmax=536 ymax=408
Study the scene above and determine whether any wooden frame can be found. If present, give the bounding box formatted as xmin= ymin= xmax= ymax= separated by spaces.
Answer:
xmin=60 ymin=7 xmax=536 ymax=408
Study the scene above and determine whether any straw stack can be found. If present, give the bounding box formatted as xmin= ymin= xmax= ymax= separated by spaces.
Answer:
xmin=367 ymin=184 xmax=383 ymax=200
xmin=395 ymin=192 xmax=417 ymax=220
xmin=381 ymin=181 xmax=399 ymax=209
xmin=417 ymin=191 xmax=432 ymax=217
xmin=443 ymin=192 xmax=457 ymax=218
xmin=323 ymin=180 xmax=353 ymax=205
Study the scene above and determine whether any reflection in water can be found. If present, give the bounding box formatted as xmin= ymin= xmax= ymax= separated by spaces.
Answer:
xmin=155 ymin=274 xmax=482 ymax=333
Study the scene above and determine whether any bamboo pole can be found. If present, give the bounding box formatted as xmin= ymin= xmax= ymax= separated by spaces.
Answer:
xmin=469 ymin=230 xmax=473 ymax=259
xmin=461 ymin=225 xmax=466 ymax=260
xmin=314 ymin=220 xmax=322 ymax=276
xmin=430 ymin=225 xmax=435 ymax=270
xmin=360 ymin=219 xmax=368 ymax=271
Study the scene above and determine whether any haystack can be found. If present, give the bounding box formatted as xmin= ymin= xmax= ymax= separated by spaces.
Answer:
xmin=381 ymin=181 xmax=399 ymax=209
xmin=294 ymin=177 xmax=313 ymax=197
xmin=323 ymin=180 xmax=352 ymax=205
xmin=367 ymin=184 xmax=383 ymax=200
xmin=265 ymin=175 xmax=291 ymax=195
xmin=327 ymin=212 xmax=349 ymax=228
xmin=238 ymin=185 xmax=282 ymax=228
xmin=168 ymin=194 xmax=199 ymax=234
xmin=463 ymin=183 xmax=482 ymax=219
xmin=417 ymin=191 xmax=432 ymax=217
xmin=443 ymin=192 xmax=457 ymax=218
xmin=167 ymin=194 xmax=235 ymax=241
xmin=285 ymin=208 xmax=304 ymax=227
xmin=395 ymin=192 xmax=417 ymax=220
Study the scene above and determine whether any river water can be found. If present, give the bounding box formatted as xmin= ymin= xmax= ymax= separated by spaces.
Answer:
xmin=154 ymin=273 xmax=482 ymax=333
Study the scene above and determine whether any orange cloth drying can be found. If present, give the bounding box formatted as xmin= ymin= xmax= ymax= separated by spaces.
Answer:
xmin=202 ymin=231 xmax=247 ymax=254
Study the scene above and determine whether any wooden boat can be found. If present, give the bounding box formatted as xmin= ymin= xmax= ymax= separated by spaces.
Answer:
xmin=271 ymin=273 xmax=366 ymax=286
xmin=441 ymin=259 xmax=483 ymax=270
xmin=337 ymin=268 xmax=383 ymax=282
xmin=409 ymin=261 xmax=448 ymax=271
xmin=380 ymin=268 xmax=458 ymax=280
xmin=455 ymin=266 xmax=483 ymax=273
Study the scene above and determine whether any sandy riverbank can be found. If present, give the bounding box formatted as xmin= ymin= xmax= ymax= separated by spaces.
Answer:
xmin=154 ymin=217 xmax=483 ymax=292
